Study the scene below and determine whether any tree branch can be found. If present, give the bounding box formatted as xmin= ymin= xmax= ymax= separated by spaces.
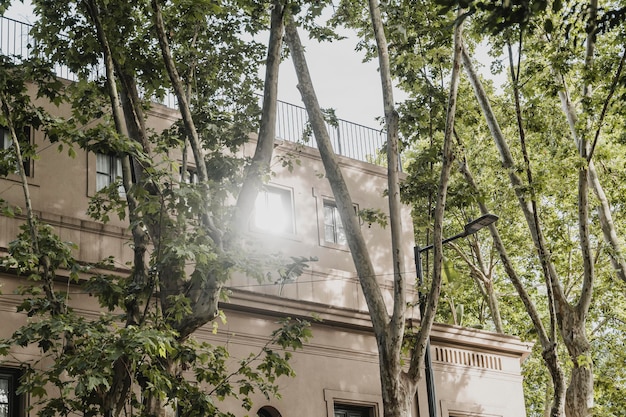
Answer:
xmin=456 ymin=151 xmax=566 ymax=415
xmin=589 ymin=49 xmax=625 ymax=161
xmin=367 ymin=0 xmax=406 ymax=366
xmin=283 ymin=14 xmax=389 ymax=337
xmin=151 ymin=0 xmax=222 ymax=247
xmin=232 ymin=0 xmax=284 ymax=234
xmin=408 ymin=8 xmax=463 ymax=381
xmin=462 ymin=43 xmax=570 ymax=327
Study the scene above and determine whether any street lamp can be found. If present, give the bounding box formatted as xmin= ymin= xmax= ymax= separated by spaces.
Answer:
xmin=414 ymin=214 xmax=498 ymax=417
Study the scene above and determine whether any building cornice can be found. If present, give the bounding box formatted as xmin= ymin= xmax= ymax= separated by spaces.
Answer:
xmin=223 ymin=288 xmax=533 ymax=360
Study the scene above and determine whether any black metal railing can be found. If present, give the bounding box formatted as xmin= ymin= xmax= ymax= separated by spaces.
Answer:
xmin=0 ymin=15 xmax=31 ymax=58
xmin=275 ymin=99 xmax=386 ymax=165
xmin=0 ymin=15 xmax=388 ymax=166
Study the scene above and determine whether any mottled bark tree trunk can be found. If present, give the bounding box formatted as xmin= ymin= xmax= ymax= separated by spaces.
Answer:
xmin=563 ymin=322 xmax=593 ymax=417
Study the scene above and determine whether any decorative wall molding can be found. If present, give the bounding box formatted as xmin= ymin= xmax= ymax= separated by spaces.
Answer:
xmin=433 ymin=346 xmax=502 ymax=371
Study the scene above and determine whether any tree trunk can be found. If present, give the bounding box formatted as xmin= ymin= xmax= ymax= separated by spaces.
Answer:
xmin=283 ymin=12 xmax=412 ymax=417
xmin=461 ymin=44 xmax=571 ymax=417
xmin=555 ymin=4 xmax=596 ymax=411
xmin=379 ymin=369 xmax=415 ymax=417
xmin=285 ymin=3 xmax=465 ymax=415
xmin=141 ymin=356 xmax=180 ymax=417
xmin=484 ymin=280 xmax=503 ymax=333
xmin=283 ymin=12 xmax=389 ymax=342
xmin=151 ymin=0 xmax=225 ymax=259
xmin=464 ymin=35 xmax=600 ymax=415
xmin=104 ymin=357 xmax=133 ymax=417
xmin=562 ymin=312 xmax=593 ymax=417
xmin=408 ymin=6 xmax=465 ymax=383
xmin=556 ymin=71 xmax=626 ymax=286
xmin=366 ymin=1 xmax=407 ymax=397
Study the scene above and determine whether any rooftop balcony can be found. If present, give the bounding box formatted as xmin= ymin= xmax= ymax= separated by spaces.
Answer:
xmin=0 ymin=15 xmax=388 ymax=166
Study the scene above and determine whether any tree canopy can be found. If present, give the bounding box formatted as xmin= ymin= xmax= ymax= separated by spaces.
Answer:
xmin=0 ymin=1 xmax=313 ymax=416
xmin=1 ymin=0 xmax=625 ymax=416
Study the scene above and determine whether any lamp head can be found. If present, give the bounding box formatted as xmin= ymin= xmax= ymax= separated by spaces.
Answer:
xmin=464 ymin=214 xmax=499 ymax=235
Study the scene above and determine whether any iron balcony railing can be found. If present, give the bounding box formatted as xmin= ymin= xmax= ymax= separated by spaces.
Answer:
xmin=0 ymin=15 xmax=30 ymax=59
xmin=0 ymin=15 xmax=388 ymax=166
xmin=275 ymin=99 xmax=386 ymax=165
xmin=0 ymin=15 xmax=102 ymax=81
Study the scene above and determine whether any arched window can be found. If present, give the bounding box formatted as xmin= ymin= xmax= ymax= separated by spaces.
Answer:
xmin=257 ymin=406 xmax=282 ymax=417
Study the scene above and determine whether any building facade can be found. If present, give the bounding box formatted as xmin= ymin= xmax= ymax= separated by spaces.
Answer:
xmin=0 ymin=16 xmax=531 ymax=417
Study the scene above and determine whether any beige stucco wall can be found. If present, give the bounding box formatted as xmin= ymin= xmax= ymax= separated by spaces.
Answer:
xmin=0 ymin=275 xmax=530 ymax=417
xmin=1 ymin=86 xmax=178 ymax=230
xmin=216 ymin=292 xmax=531 ymax=417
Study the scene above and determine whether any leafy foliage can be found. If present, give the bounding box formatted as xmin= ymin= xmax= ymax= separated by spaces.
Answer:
xmin=333 ymin=0 xmax=626 ymax=415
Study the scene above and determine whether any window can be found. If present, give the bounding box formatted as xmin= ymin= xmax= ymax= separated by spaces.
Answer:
xmin=253 ymin=186 xmax=294 ymax=235
xmin=0 ymin=368 xmax=22 ymax=417
xmin=96 ymin=153 xmax=123 ymax=193
xmin=440 ymin=400 xmax=505 ymax=417
xmin=256 ymin=406 xmax=281 ymax=417
xmin=180 ymin=167 xmax=198 ymax=184
xmin=325 ymin=390 xmax=381 ymax=417
xmin=334 ymin=404 xmax=373 ymax=417
xmin=324 ymin=201 xmax=346 ymax=245
xmin=1 ymin=127 xmax=31 ymax=177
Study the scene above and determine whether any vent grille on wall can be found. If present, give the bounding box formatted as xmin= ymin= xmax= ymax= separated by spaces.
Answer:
xmin=433 ymin=346 xmax=502 ymax=371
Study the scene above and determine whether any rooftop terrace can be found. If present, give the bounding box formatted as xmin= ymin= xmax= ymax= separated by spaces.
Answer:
xmin=0 ymin=15 xmax=387 ymax=166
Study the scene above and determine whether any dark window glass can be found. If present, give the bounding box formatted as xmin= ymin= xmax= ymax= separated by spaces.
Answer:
xmin=96 ymin=153 xmax=125 ymax=194
xmin=1 ymin=127 xmax=31 ymax=177
xmin=0 ymin=368 xmax=22 ymax=417
xmin=334 ymin=404 xmax=372 ymax=417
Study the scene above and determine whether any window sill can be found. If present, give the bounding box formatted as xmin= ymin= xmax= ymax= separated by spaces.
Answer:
xmin=1 ymin=173 xmax=39 ymax=187
xmin=320 ymin=240 xmax=350 ymax=252
xmin=249 ymin=227 xmax=301 ymax=243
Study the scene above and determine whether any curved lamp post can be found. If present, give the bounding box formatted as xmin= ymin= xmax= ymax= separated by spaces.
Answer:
xmin=414 ymin=214 xmax=499 ymax=417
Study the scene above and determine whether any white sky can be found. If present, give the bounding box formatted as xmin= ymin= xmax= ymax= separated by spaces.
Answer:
xmin=4 ymin=0 xmax=35 ymax=22
xmin=269 ymin=31 xmax=388 ymax=128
